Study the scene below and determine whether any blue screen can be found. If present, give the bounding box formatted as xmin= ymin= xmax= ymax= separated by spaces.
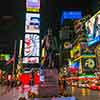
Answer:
xmin=61 ymin=11 xmax=82 ymax=24
xmin=71 ymin=62 xmax=80 ymax=69
xmin=88 ymin=36 xmax=100 ymax=46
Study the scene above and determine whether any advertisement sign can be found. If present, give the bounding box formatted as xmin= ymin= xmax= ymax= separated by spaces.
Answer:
xmin=71 ymin=61 xmax=80 ymax=70
xmin=61 ymin=11 xmax=82 ymax=25
xmin=26 ymin=0 xmax=40 ymax=12
xmin=82 ymin=58 xmax=96 ymax=71
xmin=23 ymin=57 xmax=39 ymax=63
xmin=85 ymin=10 xmax=100 ymax=46
xmin=0 ymin=54 xmax=10 ymax=61
xmin=70 ymin=43 xmax=80 ymax=58
xmin=24 ymin=34 xmax=40 ymax=57
xmin=25 ymin=13 xmax=40 ymax=33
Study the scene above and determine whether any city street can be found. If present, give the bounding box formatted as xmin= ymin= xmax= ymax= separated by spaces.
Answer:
xmin=0 ymin=0 xmax=100 ymax=100
xmin=71 ymin=86 xmax=100 ymax=100
xmin=0 ymin=85 xmax=100 ymax=100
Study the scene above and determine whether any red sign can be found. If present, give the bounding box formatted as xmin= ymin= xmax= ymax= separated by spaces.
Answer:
xmin=20 ymin=74 xmax=31 ymax=85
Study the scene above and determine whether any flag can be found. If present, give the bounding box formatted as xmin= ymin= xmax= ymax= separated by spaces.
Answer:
xmin=5 ymin=48 xmax=16 ymax=65
xmin=5 ymin=55 xmax=15 ymax=65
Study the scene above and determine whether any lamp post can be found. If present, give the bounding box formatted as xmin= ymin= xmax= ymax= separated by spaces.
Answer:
xmin=12 ymin=40 xmax=17 ymax=78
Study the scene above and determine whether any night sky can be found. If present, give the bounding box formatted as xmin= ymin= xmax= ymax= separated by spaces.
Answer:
xmin=41 ymin=0 xmax=93 ymax=34
xmin=0 ymin=0 xmax=95 ymax=53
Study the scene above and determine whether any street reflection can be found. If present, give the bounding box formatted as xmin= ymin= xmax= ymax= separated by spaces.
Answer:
xmin=70 ymin=86 xmax=100 ymax=100
xmin=71 ymin=86 xmax=95 ymax=96
xmin=1 ymin=84 xmax=100 ymax=100
xmin=72 ymin=86 xmax=76 ymax=95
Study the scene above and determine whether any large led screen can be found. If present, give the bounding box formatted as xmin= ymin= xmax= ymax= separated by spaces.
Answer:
xmin=85 ymin=10 xmax=100 ymax=46
xmin=24 ymin=34 xmax=40 ymax=56
xmin=26 ymin=0 xmax=40 ymax=12
xmin=25 ymin=13 xmax=40 ymax=33
xmin=23 ymin=57 xmax=39 ymax=63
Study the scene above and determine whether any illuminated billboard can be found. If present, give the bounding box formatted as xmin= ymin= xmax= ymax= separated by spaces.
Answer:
xmin=0 ymin=54 xmax=10 ymax=61
xmin=61 ymin=11 xmax=82 ymax=25
xmin=26 ymin=0 xmax=40 ymax=12
xmin=71 ymin=61 xmax=80 ymax=70
xmin=25 ymin=13 xmax=40 ymax=33
xmin=82 ymin=58 xmax=96 ymax=71
xmin=23 ymin=57 xmax=39 ymax=63
xmin=24 ymin=34 xmax=40 ymax=56
xmin=85 ymin=10 xmax=100 ymax=46
xmin=70 ymin=43 xmax=80 ymax=59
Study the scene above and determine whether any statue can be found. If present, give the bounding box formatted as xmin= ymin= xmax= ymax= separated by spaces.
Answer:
xmin=41 ymin=28 xmax=57 ymax=68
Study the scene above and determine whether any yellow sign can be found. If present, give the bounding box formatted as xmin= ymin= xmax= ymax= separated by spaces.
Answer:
xmin=27 ymin=8 xmax=40 ymax=12
xmin=70 ymin=43 xmax=80 ymax=58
